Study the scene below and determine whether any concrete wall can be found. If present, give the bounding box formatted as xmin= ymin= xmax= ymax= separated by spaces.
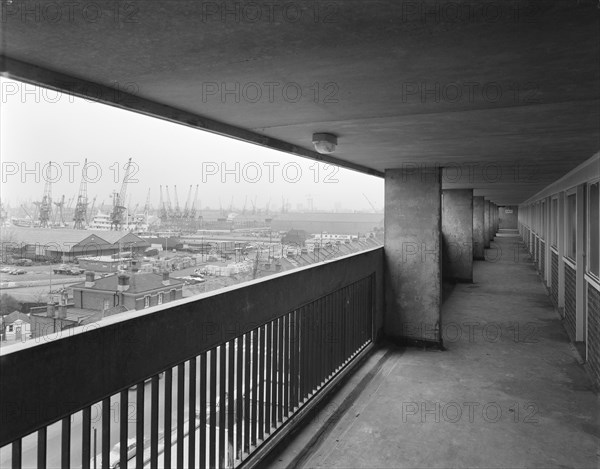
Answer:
xmin=384 ymin=167 xmax=441 ymax=344
xmin=473 ymin=196 xmax=485 ymax=260
xmin=499 ymin=206 xmax=518 ymax=229
xmin=442 ymin=190 xmax=473 ymax=282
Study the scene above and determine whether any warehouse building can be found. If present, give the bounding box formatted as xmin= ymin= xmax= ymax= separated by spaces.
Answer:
xmin=1 ymin=228 xmax=150 ymax=262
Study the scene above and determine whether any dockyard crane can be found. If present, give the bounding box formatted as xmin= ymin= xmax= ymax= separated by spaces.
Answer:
xmin=182 ymin=185 xmax=193 ymax=218
xmin=35 ymin=162 xmax=53 ymax=228
xmin=20 ymin=204 xmax=33 ymax=222
xmin=159 ymin=186 xmax=168 ymax=222
xmin=143 ymin=189 xmax=151 ymax=222
xmin=86 ymin=196 xmax=97 ymax=225
xmin=362 ymin=193 xmax=378 ymax=213
xmin=306 ymin=194 xmax=314 ymax=212
xmin=110 ymin=157 xmax=133 ymax=230
xmin=73 ymin=159 xmax=88 ymax=229
xmin=265 ymin=198 xmax=271 ymax=215
xmin=164 ymin=186 xmax=174 ymax=219
xmin=251 ymin=196 xmax=257 ymax=215
xmin=173 ymin=185 xmax=182 ymax=219
xmin=190 ymin=185 xmax=200 ymax=219
xmin=242 ymin=196 xmax=248 ymax=214
xmin=53 ymin=195 xmax=66 ymax=226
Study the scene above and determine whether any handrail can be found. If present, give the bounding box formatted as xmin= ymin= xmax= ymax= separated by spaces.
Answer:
xmin=0 ymin=247 xmax=383 ymax=467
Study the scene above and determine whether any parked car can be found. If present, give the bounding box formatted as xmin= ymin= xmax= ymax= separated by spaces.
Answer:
xmin=10 ymin=269 xmax=26 ymax=275
xmin=0 ymin=267 xmax=12 ymax=273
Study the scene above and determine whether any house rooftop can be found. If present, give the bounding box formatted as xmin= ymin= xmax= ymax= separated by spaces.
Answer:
xmin=71 ymin=272 xmax=184 ymax=293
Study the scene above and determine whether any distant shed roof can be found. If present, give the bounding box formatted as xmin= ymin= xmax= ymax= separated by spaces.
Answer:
xmin=1 ymin=227 xmax=148 ymax=253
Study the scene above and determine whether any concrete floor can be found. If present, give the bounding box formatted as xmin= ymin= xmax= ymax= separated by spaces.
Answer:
xmin=265 ymin=233 xmax=600 ymax=468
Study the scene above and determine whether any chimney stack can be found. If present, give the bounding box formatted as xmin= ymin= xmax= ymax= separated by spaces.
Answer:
xmin=46 ymin=301 xmax=55 ymax=318
xmin=162 ymin=271 xmax=170 ymax=286
xmin=85 ymin=271 xmax=95 ymax=288
xmin=117 ymin=274 xmax=130 ymax=292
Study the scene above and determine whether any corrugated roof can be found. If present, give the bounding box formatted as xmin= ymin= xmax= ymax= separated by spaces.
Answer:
xmin=1 ymin=227 xmax=148 ymax=252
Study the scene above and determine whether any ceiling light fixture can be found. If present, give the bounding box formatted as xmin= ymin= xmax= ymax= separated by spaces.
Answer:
xmin=312 ymin=133 xmax=338 ymax=154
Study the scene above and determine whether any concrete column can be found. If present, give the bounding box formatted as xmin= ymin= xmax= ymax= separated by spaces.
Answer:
xmin=384 ymin=167 xmax=442 ymax=345
xmin=473 ymin=196 xmax=485 ymax=260
xmin=442 ymin=189 xmax=473 ymax=282
xmin=484 ymin=200 xmax=491 ymax=248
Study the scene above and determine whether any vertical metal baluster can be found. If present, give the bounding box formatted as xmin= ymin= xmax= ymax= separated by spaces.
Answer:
xmin=308 ymin=301 xmax=318 ymax=394
xmin=348 ymin=283 xmax=354 ymax=359
xmin=136 ymin=383 xmax=145 ymax=469
xmin=271 ymin=321 xmax=278 ymax=429
xmin=283 ymin=314 xmax=289 ymax=419
xmin=227 ymin=340 xmax=235 ymax=469
xmin=188 ymin=358 xmax=196 ymax=469
xmin=209 ymin=350 xmax=217 ymax=468
xmin=11 ymin=439 xmax=21 ymax=469
xmin=300 ymin=306 xmax=307 ymax=402
xmin=37 ymin=427 xmax=47 ymax=469
xmin=318 ymin=298 xmax=325 ymax=387
xmin=235 ymin=338 xmax=243 ymax=463
xmin=199 ymin=355 xmax=207 ymax=469
xmin=370 ymin=274 xmax=375 ymax=343
xmin=264 ymin=322 xmax=272 ymax=436
xmin=151 ymin=376 xmax=159 ymax=469
xmin=251 ymin=328 xmax=259 ymax=446
xmin=82 ymin=406 xmax=91 ymax=469
xmin=219 ymin=345 xmax=227 ymax=467
xmin=258 ymin=326 xmax=265 ymax=441
xmin=62 ymin=416 xmax=71 ymax=469
xmin=176 ymin=363 xmax=185 ymax=469
xmin=119 ymin=390 xmax=128 ymax=469
xmin=244 ymin=334 xmax=251 ymax=455
xmin=164 ymin=369 xmax=173 ymax=469
xmin=101 ymin=398 xmax=110 ymax=469
xmin=277 ymin=318 xmax=284 ymax=422
xmin=289 ymin=310 xmax=298 ymax=411
xmin=338 ymin=287 xmax=343 ymax=366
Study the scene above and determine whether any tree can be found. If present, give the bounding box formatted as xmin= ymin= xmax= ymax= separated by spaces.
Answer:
xmin=0 ymin=293 xmax=21 ymax=315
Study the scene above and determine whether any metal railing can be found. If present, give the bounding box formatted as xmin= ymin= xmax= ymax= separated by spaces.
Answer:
xmin=1 ymin=248 xmax=382 ymax=468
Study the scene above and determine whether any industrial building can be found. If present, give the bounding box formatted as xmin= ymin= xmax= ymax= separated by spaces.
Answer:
xmin=1 ymin=2 xmax=599 ymax=469
xmin=1 ymin=228 xmax=150 ymax=261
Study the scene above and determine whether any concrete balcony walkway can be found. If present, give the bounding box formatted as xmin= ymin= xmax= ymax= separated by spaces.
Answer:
xmin=265 ymin=233 xmax=599 ymax=468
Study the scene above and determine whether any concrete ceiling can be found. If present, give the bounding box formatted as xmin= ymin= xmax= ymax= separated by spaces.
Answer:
xmin=1 ymin=0 xmax=599 ymax=204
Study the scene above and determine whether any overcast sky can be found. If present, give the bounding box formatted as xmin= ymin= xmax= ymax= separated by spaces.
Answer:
xmin=0 ymin=77 xmax=383 ymax=215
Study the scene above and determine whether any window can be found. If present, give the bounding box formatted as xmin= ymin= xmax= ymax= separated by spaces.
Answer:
xmin=588 ymin=181 xmax=599 ymax=278
xmin=7 ymin=325 xmax=13 ymax=332
xmin=551 ymin=198 xmax=558 ymax=247
xmin=566 ymin=192 xmax=577 ymax=260
xmin=170 ymin=289 xmax=176 ymax=301
xmin=103 ymin=299 xmax=110 ymax=311
xmin=158 ymin=293 xmax=164 ymax=305
xmin=144 ymin=296 xmax=150 ymax=308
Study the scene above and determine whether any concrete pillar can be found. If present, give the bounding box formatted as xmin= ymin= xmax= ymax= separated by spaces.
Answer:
xmin=473 ymin=196 xmax=485 ymax=260
xmin=484 ymin=200 xmax=491 ymax=248
xmin=384 ymin=167 xmax=442 ymax=345
xmin=442 ymin=189 xmax=473 ymax=282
